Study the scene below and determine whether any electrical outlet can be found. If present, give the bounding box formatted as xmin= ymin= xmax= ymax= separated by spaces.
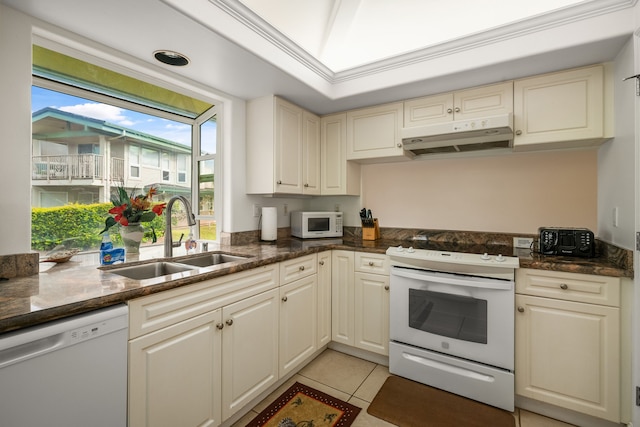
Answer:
xmin=636 ymin=386 xmax=640 ymax=406
xmin=335 ymin=204 xmax=340 ymax=212
xmin=613 ymin=207 xmax=619 ymax=227
xmin=283 ymin=204 xmax=288 ymax=216
xmin=253 ymin=204 xmax=261 ymax=217
xmin=513 ymin=237 xmax=534 ymax=249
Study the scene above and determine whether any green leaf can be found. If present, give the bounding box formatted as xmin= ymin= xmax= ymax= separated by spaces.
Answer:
xmin=99 ymin=217 xmax=118 ymax=234
xmin=138 ymin=211 xmax=158 ymax=223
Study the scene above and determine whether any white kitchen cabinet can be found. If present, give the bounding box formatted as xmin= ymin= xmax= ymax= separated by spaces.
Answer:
xmin=246 ymin=95 xmax=320 ymax=194
xmin=279 ymin=274 xmax=317 ymax=377
xmin=515 ymin=268 xmax=621 ymax=422
xmin=346 ymin=102 xmax=407 ymax=162
xmin=129 ymin=309 xmax=223 ymax=427
xmin=221 ymin=288 xmax=279 ymax=420
xmin=320 ymin=112 xmax=360 ymax=195
xmin=513 ymin=64 xmax=612 ymax=151
xmin=128 ymin=265 xmax=279 ymax=427
xmin=317 ymin=251 xmax=332 ymax=347
xmin=332 ymin=250 xmax=390 ymax=355
xmin=403 ymin=81 xmax=513 ymax=127
xmin=331 ymin=250 xmax=355 ymax=346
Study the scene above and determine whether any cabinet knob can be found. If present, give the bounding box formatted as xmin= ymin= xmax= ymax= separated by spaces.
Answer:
xmin=304 ymin=183 xmax=309 ymax=187
xmin=397 ymin=143 xmax=402 ymax=148
xmin=515 ymin=130 xmax=522 ymax=136
xmin=225 ymin=319 xmax=233 ymax=326
xmin=447 ymin=108 xmax=453 ymax=114
xmin=368 ymin=261 xmax=374 ymax=266
xmin=216 ymin=323 xmax=224 ymax=330
xmin=299 ymin=266 xmax=305 ymax=271
xmin=319 ymin=260 xmax=324 ymax=266
xmin=454 ymin=107 xmax=460 ymax=113
xmin=277 ymin=180 xmax=282 ymax=184
xmin=560 ymin=283 xmax=569 ymax=290
xmin=282 ymin=296 xmax=288 ymax=302
xmin=384 ymin=285 xmax=389 ymax=291
xmin=517 ymin=306 xmax=525 ymax=313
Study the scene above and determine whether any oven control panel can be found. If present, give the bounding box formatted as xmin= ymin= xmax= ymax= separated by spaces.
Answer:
xmin=387 ymin=246 xmax=520 ymax=268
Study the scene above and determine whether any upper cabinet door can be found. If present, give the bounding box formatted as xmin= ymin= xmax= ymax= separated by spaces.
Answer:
xmin=513 ymin=65 xmax=607 ymax=150
xmin=302 ymin=111 xmax=321 ymax=195
xmin=321 ymin=113 xmax=360 ymax=195
xmin=403 ymin=82 xmax=513 ymax=127
xmin=346 ymin=102 xmax=407 ymax=162
xmin=275 ymin=97 xmax=304 ymax=193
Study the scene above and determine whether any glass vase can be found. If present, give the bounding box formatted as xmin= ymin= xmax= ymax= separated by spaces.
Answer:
xmin=119 ymin=222 xmax=144 ymax=254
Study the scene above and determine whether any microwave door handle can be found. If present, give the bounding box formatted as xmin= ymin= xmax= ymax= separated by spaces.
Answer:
xmin=391 ymin=268 xmax=513 ymax=291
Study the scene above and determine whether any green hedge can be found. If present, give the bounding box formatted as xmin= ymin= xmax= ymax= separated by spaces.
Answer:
xmin=31 ymin=203 xmax=166 ymax=251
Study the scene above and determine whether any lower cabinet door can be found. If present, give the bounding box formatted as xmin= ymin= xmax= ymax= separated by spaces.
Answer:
xmin=129 ymin=309 xmax=223 ymax=427
xmin=354 ymin=271 xmax=390 ymax=355
xmin=279 ymin=275 xmax=318 ymax=377
xmin=515 ymin=294 xmax=620 ymax=422
xmin=221 ymin=289 xmax=279 ymax=421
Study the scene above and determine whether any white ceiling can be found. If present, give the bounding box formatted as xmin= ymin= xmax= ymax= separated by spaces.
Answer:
xmin=1 ymin=0 xmax=636 ymax=114
xmin=237 ymin=0 xmax=588 ymax=72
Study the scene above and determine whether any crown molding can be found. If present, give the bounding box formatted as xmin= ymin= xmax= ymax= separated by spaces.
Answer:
xmin=210 ymin=0 xmax=636 ymax=84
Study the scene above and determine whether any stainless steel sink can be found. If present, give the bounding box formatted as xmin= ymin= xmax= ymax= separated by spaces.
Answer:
xmin=107 ymin=261 xmax=197 ymax=280
xmin=175 ymin=253 xmax=251 ymax=268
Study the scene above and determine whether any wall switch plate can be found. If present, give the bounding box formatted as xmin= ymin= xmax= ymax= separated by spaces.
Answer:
xmin=283 ymin=204 xmax=288 ymax=216
xmin=612 ymin=207 xmax=619 ymax=227
xmin=513 ymin=237 xmax=534 ymax=249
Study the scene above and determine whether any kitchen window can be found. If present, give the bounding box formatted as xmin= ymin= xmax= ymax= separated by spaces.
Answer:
xmin=31 ymin=45 xmax=221 ymax=253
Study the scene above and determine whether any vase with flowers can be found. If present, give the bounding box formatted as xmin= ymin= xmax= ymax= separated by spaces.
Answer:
xmin=100 ymin=185 xmax=166 ymax=254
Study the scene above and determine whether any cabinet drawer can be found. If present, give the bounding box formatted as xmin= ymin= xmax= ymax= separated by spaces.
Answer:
xmin=516 ymin=268 xmax=620 ymax=307
xmin=280 ymin=254 xmax=317 ymax=285
xmin=354 ymin=252 xmax=389 ymax=275
xmin=128 ymin=265 xmax=279 ymax=339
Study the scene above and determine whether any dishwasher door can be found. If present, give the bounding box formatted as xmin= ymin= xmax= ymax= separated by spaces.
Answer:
xmin=0 ymin=304 xmax=128 ymax=427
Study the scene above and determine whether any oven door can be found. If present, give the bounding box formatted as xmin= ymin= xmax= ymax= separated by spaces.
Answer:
xmin=390 ymin=266 xmax=514 ymax=370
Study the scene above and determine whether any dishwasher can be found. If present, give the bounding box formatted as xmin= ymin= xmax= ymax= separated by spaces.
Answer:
xmin=0 ymin=304 xmax=128 ymax=427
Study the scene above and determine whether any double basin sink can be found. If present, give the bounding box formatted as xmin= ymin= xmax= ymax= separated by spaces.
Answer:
xmin=105 ymin=253 xmax=251 ymax=280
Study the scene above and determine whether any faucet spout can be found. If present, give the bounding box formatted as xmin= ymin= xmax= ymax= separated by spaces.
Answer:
xmin=164 ymin=195 xmax=196 ymax=258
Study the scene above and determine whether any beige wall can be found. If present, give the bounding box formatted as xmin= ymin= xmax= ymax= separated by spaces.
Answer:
xmin=361 ymin=150 xmax=598 ymax=235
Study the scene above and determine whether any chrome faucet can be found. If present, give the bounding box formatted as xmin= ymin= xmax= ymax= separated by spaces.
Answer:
xmin=164 ymin=195 xmax=196 ymax=258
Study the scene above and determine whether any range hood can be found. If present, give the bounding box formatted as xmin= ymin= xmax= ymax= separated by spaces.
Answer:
xmin=401 ymin=113 xmax=514 ymax=157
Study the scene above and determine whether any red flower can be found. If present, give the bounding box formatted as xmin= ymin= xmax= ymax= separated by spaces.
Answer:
xmin=152 ymin=203 xmax=166 ymax=216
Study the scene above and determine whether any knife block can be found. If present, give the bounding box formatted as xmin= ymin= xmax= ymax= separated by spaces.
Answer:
xmin=362 ymin=218 xmax=380 ymax=241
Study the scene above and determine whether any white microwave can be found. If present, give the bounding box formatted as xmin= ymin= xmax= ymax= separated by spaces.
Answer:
xmin=291 ymin=211 xmax=343 ymax=239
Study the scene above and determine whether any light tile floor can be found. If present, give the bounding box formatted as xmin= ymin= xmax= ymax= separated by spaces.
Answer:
xmin=233 ymin=349 xmax=576 ymax=427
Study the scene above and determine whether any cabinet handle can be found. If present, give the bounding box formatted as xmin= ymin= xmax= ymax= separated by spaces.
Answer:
xmin=560 ymin=283 xmax=569 ymax=290
xmin=282 ymin=296 xmax=288 ymax=302
xmin=277 ymin=180 xmax=282 ymax=184
xmin=299 ymin=266 xmax=305 ymax=271
xmin=225 ymin=319 xmax=233 ymax=326
xmin=517 ymin=306 xmax=525 ymax=313
xmin=454 ymin=107 xmax=460 ymax=113
xmin=216 ymin=323 xmax=224 ymax=330
xmin=384 ymin=285 xmax=389 ymax=291
xmin=304 ymin=183 xmax=309 ymax=187
xmin=515 ymin=130 xmax=522 ymax=136
xmin=368 ymin=261 xmax=374 ymax=266
xmin=319 ymin=260 xmax=324 ymax=266
xmin=447 ymin=108 xmax=453 ymax=114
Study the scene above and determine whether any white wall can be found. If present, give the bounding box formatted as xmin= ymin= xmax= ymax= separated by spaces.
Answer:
xmin=0 ymin=5 xmax=33 ymax=255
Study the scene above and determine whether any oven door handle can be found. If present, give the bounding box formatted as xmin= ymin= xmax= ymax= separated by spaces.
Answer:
xmin=391 ymin=268 xmax=513 ymax=291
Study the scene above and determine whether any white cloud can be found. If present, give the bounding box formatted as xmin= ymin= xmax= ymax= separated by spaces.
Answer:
xmin=59 ymin=103 xmax=131 ymax=126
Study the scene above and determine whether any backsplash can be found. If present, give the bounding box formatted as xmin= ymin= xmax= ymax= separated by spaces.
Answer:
xmin=0 ymin=253 xmax=39 ymax=279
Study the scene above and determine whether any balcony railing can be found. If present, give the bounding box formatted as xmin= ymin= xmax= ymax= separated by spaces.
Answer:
xmin=32 ymin=155 xmax=125 ymax=182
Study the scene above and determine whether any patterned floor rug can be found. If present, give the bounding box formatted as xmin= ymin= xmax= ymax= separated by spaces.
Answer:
xmin=246 ymin=382 xmax=361 ymax=427
xmin=368 ymin=375 xmax=515 ymax=427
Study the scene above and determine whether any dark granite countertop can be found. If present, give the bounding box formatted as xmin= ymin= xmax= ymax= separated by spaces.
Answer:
xmin=0 ymin=237 xmax=631 ymax=334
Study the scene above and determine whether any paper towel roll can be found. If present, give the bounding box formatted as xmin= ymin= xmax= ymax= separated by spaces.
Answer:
xmin=261 ymin=207 xmax=277 ymax=241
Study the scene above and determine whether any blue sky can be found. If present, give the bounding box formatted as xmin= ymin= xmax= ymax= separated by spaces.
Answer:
xmin=32 ymin=86 xmax=193 ymax=146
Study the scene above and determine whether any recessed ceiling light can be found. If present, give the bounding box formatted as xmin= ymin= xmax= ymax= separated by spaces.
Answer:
xmin=153 ymin=50 xmax=190 ymax=66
